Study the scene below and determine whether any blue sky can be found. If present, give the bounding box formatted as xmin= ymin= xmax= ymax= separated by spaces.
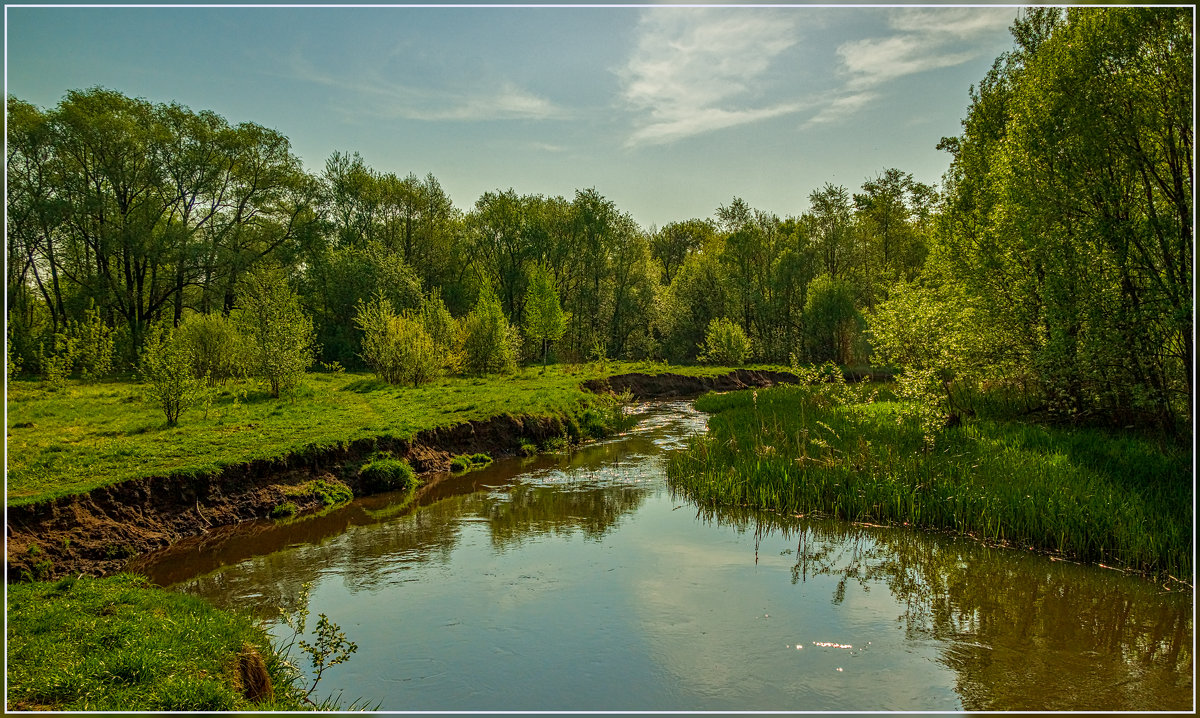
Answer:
xmin=5 ymin=5 xmax=1019 ymax=228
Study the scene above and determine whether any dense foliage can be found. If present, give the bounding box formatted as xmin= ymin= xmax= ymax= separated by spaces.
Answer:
xmin=6 ymin=8 xmax=1191 ymax=432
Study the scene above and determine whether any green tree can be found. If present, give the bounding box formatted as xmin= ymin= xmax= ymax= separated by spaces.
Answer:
xmin=460 ymin=282 xmax=518 ymax=375
xmin=804 ymin=274 xmax=860 ymax=365
xmin=140 ymin=322 xmax=208 ymax=427
xmin=233 ymin=267 xmax=314 ymax=398
xmin=523 ymin=265 xmax=570 ymax=372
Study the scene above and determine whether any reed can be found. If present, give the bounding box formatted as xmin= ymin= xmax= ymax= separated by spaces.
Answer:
xmin=666 ymin=384 xmax=1192 ymax=578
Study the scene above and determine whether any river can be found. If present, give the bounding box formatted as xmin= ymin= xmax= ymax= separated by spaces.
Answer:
xmin=136 ymin=400 xmax=1193 ymax=711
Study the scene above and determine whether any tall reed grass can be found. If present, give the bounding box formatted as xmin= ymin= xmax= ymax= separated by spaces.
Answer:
xmin=666 ymin=384 xmax=1192 ymax=578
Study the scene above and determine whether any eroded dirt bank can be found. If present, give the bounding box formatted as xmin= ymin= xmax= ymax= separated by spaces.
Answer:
xmin=6 ymin=413 xmax=569 ymax=581
xmin=582 ymin=367 xmax=885 ymax=398
xmin=6 ymin=370 xmax=836 ymax=581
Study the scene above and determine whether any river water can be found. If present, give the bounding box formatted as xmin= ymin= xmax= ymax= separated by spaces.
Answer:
xmin=137 ymin=401 xmax=1193 ymax=711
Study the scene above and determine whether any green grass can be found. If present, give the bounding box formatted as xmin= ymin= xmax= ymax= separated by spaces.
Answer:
xmin=667 ymin=384 xmax=1193 ymax=577
xmin=6 ymin=573 xmax=309 ymax=710
xmin=6 ymin=360 xmax=742 ymax=507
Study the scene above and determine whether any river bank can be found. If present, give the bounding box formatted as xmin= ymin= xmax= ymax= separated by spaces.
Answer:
xmin=6 ymin=365 xmax=805 ymax=580
xmin=667 ymin=383 xmax=1193 ymax=579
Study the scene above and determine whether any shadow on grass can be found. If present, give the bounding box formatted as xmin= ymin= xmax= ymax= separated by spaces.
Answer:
xmin=341 ymin=378 xmax=391 ymax=393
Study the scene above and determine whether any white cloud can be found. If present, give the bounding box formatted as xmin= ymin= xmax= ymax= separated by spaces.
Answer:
xmin=619 ymin=9 xmax=804 ymax=147
xmin=804 ymin=91 xmax=876 ymax=127
xmin=812 ymin=8 xmax=1014 ymax=126
xmin=289 ymin=52 xmax=567 ymax=123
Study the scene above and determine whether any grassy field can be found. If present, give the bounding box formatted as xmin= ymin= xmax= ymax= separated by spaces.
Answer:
xmin=6 ymin=361 xmax=761 ymax=507
xmin=667 ymin=383 xmax=1193 ymax=578
xmin=6 ymin=573 xmax=314 ymax=710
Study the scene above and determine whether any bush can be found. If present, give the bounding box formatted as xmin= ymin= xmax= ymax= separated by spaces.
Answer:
xmin=698 ymin=317 xmax=752 ymax=366
xmin=358 ymin=457 xmax=417 ymax=492
xmin=355 ymin=295 xmax=443 ymax=387
xmin=232 ymin=267 xmax=315 ymax=398
xmin=459 ymin=284 xmax=518 ymax=375
xmin=70 ymin=304 xmax=115 ymax=381
xmin=140 ymin=323 xmax=209 ymax=427
xmin=176 ymin=313 xmax=246 ymax=384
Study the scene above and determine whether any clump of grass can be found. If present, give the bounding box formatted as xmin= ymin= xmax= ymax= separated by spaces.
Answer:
xmin=6 ymin=574 xmax=309 ymax=710
xmin=284 ymin=478 xmax=353 ymax=508
xmin=358 ymin=455 xmax=417 ymax=492
xmin=468 ymin=452 xmax=492 ymax=466
xmin=667 ymin=384 xmax=1192 ymax=578
xmin=270 ymin=502 xmax=299 ymax=519
xmin=449 ymin=455 xmax=471 ymax=473
xmin=518 ymin=441 xmax=537 ymax=457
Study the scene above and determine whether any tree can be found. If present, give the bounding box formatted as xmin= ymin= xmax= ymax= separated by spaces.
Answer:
xmin=651 ymin=219 xmax=713 ymax=285
xmin=140 ymin=322 xmax=208 ymax=427
xmin=939 ymin=7 xmax=1192 ymax=427
xmin=523 ymin=264 xmax=570 ymax=372
xmin=233 ymin=266 xmax=314 ymax=397
xmin=460 ymin=282 xmax=518 ymax=375
xmin=804 ymin=275 xmax=860 ymax=365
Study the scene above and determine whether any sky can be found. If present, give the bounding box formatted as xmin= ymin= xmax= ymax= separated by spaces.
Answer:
xmin=5 ymin=4 xmax=1020 ymax=229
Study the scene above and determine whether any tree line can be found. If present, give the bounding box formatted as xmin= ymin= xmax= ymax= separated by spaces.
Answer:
xmin=7 ymin=7 xmax=1191 ymax=431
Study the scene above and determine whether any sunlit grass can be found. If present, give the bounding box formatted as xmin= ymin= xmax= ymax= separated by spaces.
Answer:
xmin=667 ymin=384 xmax=1192 ymax=577
xmin=6 ymin=573 xmax=308 ymax=710
xmin=5 ymin=361 xmax=760 ymax=507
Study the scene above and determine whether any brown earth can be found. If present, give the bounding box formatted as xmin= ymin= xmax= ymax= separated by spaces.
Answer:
xmin=6 ymin=369 xmax=873 ymax=581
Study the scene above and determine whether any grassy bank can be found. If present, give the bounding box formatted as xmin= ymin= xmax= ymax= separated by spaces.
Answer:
xmin=6 ymin=361 xmax=762 ymax=507
xmin=6 ymin=573 xmax=311 ymax=710
xmin=667 ymin=383 xmax=1192 ymax=578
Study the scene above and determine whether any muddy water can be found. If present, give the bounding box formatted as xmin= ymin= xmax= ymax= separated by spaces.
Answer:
xmin=136 ymin=401 xmax=1193 ymax=711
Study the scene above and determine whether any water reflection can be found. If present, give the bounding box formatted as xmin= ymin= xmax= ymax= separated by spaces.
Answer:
xmin=701 ymin=507 xmax=1194 ymax=711
xmin=135 ymin=401 xmax=1192 ymax=711
xmin=137 ymin=401 xmax=702 ymax=618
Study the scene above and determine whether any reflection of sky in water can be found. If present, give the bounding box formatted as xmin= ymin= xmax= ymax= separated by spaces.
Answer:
xmin=156 ymin=401 xmax=1193 ymax=712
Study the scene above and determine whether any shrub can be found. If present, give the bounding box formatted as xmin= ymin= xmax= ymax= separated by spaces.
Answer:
xmin=39 ymin=332 xmax=76 ymax=389
xmin=140 ymin=323 xmax=209 ymax=427
xmin=355 ymin=295 xmax=443 ymax=387
xmin=358 ymin=457 xmax=417 ymax=492
xmin=459 ymin=284 xmax=518 ymax=375
xmin=70 ymin=304 xmax=115 ymax=381
xmin=698 ymin=317 xmax=752 ymax=366
xmin=176 ymin=313 xmax=246 ymax=384
xmin=232 ymin=266 xmax=315 ymax=398
xmin=420 ymin=291 xmax=461 ymax=371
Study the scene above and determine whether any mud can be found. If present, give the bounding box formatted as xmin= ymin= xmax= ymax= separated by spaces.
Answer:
xmin=6 ymin=370 xmax=872 ymax=581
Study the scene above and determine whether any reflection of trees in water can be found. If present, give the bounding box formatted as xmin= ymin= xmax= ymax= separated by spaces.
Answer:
xmin=182 ymin=475 xmax=649 ymax=620
xmin=701 ymin=506 xmax=1193 ymax=711
xmin=483 ymin=483 xmax=649 ymax=549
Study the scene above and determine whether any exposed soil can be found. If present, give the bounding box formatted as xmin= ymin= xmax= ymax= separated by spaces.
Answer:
xmin=6 ymin=412 xmax=570 ymax=581
xmin=6 ymin=370 xmax=867 ymax=581
xmin=582 ymin=366 xmax=887 ymax=398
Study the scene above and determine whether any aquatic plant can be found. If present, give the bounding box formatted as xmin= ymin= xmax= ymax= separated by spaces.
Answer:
xmin=667 ymin=384 xmax=1192 ymax=577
